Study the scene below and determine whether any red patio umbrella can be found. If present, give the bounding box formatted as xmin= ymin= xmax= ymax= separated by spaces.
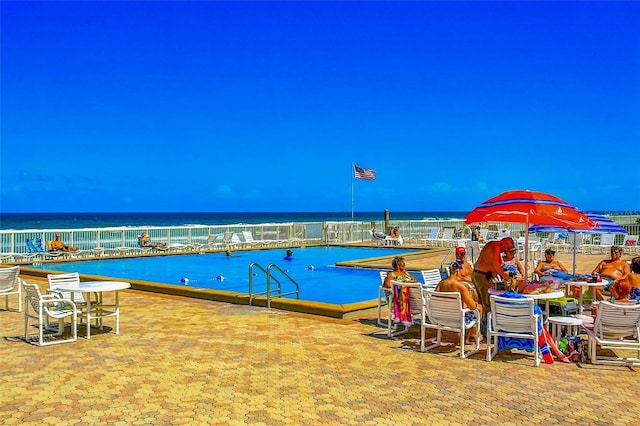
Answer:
xmin=465 ymin=190 xmax=596 ymax=281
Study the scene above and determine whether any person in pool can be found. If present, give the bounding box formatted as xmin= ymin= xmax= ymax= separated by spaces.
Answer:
xmin=383 ymin=256 xmax=419 ymax=288
xmin=283 ymin=250 xmax=294 ymax=260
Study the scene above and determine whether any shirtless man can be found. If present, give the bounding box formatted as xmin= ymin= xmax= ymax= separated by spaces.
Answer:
xmin=436 ymin=261 xmax=482 ymax=343
xmin=140 ymin=232 xmax=167 ymax=249
xmin=591 ymin=246 xmax=630 ymax=301
xmin=472 ymin=236 xmax=516 ymax=317
xmin=49 ymin=234 xmax=79 ymax=252
xmin=454 ymin=246 xmax=474 ymax=284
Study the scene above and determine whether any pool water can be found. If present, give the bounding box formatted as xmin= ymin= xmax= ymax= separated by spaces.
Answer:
xmin=33 ymin=247 xmax=412 ymax=304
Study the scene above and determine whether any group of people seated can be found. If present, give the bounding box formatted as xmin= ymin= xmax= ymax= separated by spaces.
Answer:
xmin=371 ymin=225 xmax=403 ymax=245
xmin=382 ymin=238 xmax=640 ymax=358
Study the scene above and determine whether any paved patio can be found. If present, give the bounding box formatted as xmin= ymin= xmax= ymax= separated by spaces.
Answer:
xmin=2 ymin=275 xmax=639 ymax=425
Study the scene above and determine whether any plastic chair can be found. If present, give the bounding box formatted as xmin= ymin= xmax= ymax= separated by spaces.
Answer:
xmin=0 ymin=265 xmax=22 ymax=312
xmin=23 ymin=282 xmax=77 ymax=346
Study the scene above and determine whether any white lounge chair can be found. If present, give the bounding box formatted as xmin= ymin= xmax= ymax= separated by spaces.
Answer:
xmin=420 ymin=269 xmax=441 ymax=290
xmin=0 ymin=265 xmax=22 ymax=312
xmin=23 ymin=282 xmax=77 ymax=346
xmin=621 ymin=235 xmax=638 ymax=256
xmin=422 ymin=290 xmax=481 ymax=358
xmin=487 ymin=295 xmax=540 ymax=367
xmin=584 ymin=301 xmax=640 ymax=366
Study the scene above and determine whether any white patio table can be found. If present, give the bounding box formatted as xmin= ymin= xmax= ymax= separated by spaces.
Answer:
xmin=54 ymin=281 xmax=130 ymax=339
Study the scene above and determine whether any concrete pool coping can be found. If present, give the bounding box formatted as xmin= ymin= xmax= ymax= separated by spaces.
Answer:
xmin=19 ymin=247 xmax=449 ymax=319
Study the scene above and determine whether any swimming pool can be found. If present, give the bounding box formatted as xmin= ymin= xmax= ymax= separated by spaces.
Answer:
xmin=31 ymin=247 xmax=412 ymax=304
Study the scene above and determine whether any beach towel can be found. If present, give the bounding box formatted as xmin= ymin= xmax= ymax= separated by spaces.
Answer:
xmin=392 ymin=284 xmax=413 ymax=327
xmin=497 ymin=292 xmax=557 ymax=364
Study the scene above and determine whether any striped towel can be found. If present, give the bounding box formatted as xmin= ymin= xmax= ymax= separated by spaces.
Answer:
xmin=393 ymin=284 xmax=413 ymax=327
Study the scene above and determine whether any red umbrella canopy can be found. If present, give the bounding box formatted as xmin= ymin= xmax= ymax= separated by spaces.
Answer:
xmin=465 ymin=190 xmax=596 ymax=229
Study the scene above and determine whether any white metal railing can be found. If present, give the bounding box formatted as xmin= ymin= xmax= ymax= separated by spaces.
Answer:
xmin=2 ymin=216 xmax=638 ymax=260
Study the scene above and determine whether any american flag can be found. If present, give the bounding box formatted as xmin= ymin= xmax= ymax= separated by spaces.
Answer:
xmin=354 ymin=165 xmax=376 ymax=180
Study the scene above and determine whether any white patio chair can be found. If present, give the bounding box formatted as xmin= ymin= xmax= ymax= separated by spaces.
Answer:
xmin=487 ymin=295 xmax=540 ymax=367
xmin=23 ymin=282 xmax=77 ymax=346
xmin=0 ymin=265 xmax=22 ymax=312
xmin=376 ymin=271 xmax=392 ymax=327
xmin=47 ymin=273 xmax=100 ymax=323
xmin=422 ymin=290 xmax=481 ymax=358
xmin=388 ymin=282 xmax=425 ymax=337
xmin=584 ymin=301 xmax=640 ymax=366
xmin=419 ymin=227 xmax=440 ymax=247
xmin=621 ymin=234 xmax=639 ymax=256
xmin=420 ymin=269 xmax=441 ymax=290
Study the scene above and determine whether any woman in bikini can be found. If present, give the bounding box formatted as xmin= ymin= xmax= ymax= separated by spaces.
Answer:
xmin=535 ymin=249 xmax=568 ymax=277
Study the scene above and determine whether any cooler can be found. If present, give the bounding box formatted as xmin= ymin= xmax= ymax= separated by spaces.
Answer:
xmin=539 ymin=296 xmax=579 ymax=317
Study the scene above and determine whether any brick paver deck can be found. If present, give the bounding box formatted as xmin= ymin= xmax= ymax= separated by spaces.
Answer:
xmin=2 ymin=277 xmax=639 ymax=425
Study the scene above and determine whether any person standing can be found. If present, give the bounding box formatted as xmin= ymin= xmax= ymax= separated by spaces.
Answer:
xmin=472 ymin=237 xmax=516 ymax=317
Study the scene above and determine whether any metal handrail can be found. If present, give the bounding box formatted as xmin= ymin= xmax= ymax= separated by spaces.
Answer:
xmin=248 ymin=262 xmax=300 ymax=308
xmin=266 ymin=263 xmax=300 ymax=309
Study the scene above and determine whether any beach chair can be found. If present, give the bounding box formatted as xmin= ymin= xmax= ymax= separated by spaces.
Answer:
xmin=422 ymin=290 xmax=481 ymax=358
xmin=621 ymin=235 xmax=638 ymax=256
xmin=0 ymin=265 xmax=22 ymax=312
xmin=388 ymin=282 xmax=425 ymax=338
xmin=487 ymin=295 xmax=540 ymax=367
xmin=26 ymin=238 xmax=65 ymax=260
xmin=376 ymin=271 xmax=392 ymax=328
xmin=420 ymin=269 xmax=441 ymax=290
xmin=436 ymin=228 xmax=456 ymax=247
xmin=584 ymin=301 xmax=640 ymax=366
xmin=419 ymin=227 xmax=440 ymax=247
xmin=23 ymin=282 xmax=77 ymax=346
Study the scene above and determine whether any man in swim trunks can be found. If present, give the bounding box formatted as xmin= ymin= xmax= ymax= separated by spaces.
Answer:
xmin=436 ymin=261 xmax=482 ymax=343
xmin=591 ymin=245 xmax=630 ymax=301
xmin=472 ymin=236 xmax=515 ymax=318
xmin=49 ymin=233 xmax=79 ymax=252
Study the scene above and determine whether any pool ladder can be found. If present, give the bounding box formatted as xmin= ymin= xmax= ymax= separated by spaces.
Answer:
xmin=248 ymin=263 xmax=300 ymax=308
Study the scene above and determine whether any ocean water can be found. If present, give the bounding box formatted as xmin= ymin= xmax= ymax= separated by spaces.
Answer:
xmin=0 ymin=211 xmax=467 ymax=230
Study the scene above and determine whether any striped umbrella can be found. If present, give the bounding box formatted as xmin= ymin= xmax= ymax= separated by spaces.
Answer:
xmin=529 ymin=213 xmax=627 ymax=274
xmin=465 ymin=190 xmax=596 ymax=281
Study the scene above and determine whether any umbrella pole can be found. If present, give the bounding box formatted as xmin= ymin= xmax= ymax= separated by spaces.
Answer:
xmin=524 ymin=214 xmax=529 ymax=284
xmin=573 ymin=232 xmax=578 ymax=275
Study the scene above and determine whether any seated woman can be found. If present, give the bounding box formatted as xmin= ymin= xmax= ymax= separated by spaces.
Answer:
xmin=535 ymin=249 xmax=568 ymax=277
xmin=139 ymin=232 xmax=167 ymax=249
xmin=383 ymin=256 xmax=419 ymax=288
xmin=501 ymin=248 xmax=524 ymax=277
xmin=388 ymin=226 xmax=403 ymax=246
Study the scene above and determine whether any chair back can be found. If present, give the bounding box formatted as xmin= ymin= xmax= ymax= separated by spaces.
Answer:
xmin=425 ymin=290 xmax=464 ymax=328
xmin=378 ymin=271 xmax=388 ymax=286
xmin=594 ymin=301 xmax=640 ymax=340
xmin=441 ymin=228 xmax=454 ymax=239
xmin=623 ymin=235 xmax=638 ymax=247
xmin=428 ymin=227 xmax=439 ymax=239
xmin=0 ymin=266 xmax=20 ymax=292
xmin=420 ymin=269 xmax=441 ymax=290
xmin=23 ymin=282 xmax=44 ymax=312
xmin=48 ymin=272 xmax=84 ymax=304
xmin=490 ymin=295 xmax=537 ymax=334
xmin=393 ymin=282 xmax=425 ymax=314
xmin=600 ymin=233 xmax=615 ymax=246
xmin=242 ymin=231 xmax=255 ymax=243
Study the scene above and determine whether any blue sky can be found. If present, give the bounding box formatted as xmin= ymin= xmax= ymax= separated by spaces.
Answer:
xmin=2 ymin=1 xmax=639 ymax=214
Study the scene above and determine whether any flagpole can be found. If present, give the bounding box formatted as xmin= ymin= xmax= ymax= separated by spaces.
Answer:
xmin=351 ymin=163 xmax=354 ymax=221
